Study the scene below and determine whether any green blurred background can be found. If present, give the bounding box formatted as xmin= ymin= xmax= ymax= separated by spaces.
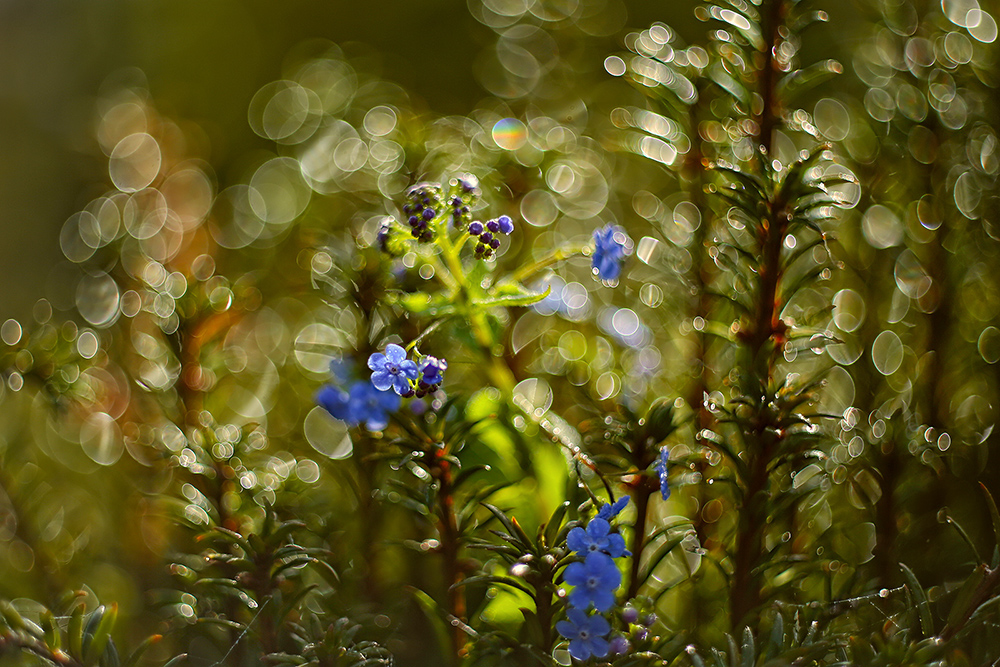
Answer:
xmin=0 ymin=0 xmax=858 ymax=322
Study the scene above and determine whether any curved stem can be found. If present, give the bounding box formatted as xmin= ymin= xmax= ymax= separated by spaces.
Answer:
xmin=508 ymin=243 xmax=589 ymax=285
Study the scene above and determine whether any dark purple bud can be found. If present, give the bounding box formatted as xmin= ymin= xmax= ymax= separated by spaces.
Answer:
xmin=489 ymin=238 xmax=500 ymax=249
xmin=498 ymin=215 xmax=514 ymax=234
xmin=461 ymin=206 xmax=469 ymax=214
xmin=609 ymin=635 xmax=630 ymax=655
xmin=408 ymin=216 xmax=418 ymax=227
xmin=422 ymin=208 xmax=435 ymax=220
xmin=486 ymin=219 xmax=500 ymax=233
xmin=634 ymin=628 xmax=648 ymax=642
xmin=641 ymin=613 xmax=657 ymax=627
xmin=468 ymin=221 xmax=484 ymax=235
xmin=377 ymin=225 xmax=392 ymax=251
xmin=622 ymin=607 xmax=639 ymax=625
xmin=480 ymin=231 xmax=493 ymax=245
xmin=403 ymin=204 xmax=412 ymax=214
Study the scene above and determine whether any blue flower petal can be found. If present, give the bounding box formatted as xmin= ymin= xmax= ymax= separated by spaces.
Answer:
xmin=385 ymin=343 xmax=407 ymax=363
xmin=567 ymin=526 xmax=588 ymax=553
xmin=371 ymin=370 xmax=393 ymax=392
xmin=588 ymin=636 xmax=610 ymax=658
xmin=568 ymin=638 xmax=592 ymax=661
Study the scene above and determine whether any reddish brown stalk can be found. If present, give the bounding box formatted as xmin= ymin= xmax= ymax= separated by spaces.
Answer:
xmin=728 ymin=0 xmax=788 ymax=632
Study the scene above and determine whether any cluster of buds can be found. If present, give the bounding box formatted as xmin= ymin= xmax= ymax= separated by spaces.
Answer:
xmin=404 ymin=356 xmax=447 ymax=399
xmin=447 ymin=175 xmax=479 ymax=228
xmin=469 ymin=215 xmax=514 ymax=259
xmin=403 ymin=183 xmax=444 ymax=242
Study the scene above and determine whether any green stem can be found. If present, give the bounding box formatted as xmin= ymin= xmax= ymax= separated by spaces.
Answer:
xmin=508 ymin=244 xmax=589 ymax=285
xmin=436 ymin=226 xmax=468 ymax=289
xmin=469 ymin=310 xmax=516 ymax=394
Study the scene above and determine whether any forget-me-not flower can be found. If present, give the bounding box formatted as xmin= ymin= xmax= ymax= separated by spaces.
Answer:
xmin=597 ymin=495 xmax=630 ymax=521
xmin=316 ymin=385 xmax=351 ymax=422
xmin=348 ymin=382 xmax=401 ymax=430
xmin=418 ymin=356 xmax=447 ymax=387
xmin=563 ymin=552 xmax=621 ymax=612
xmin=592 ymin=224 xmax=631 ymax=281
xmin=317 ymin=381 xmax=400 ymax=431
xmin=655 ymin=445 xmax=670 ymax=501
xmin=368 ymin=344 xmax=419 ymax=395
xmin=567 ymin=517 xmax=628 ymax=558
xmin=556 ymin=608 xmax=611 ymax=660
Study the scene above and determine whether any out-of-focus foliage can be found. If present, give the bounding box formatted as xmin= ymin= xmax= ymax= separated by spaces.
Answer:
xmin=3 ymin=0 xmax=1000 ymax=665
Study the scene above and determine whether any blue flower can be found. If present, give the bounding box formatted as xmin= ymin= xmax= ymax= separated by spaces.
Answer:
xmin=592 ymin=224 xmax=631 ymax=281
xmin=564 ymin=552 xmax=621 ymax=612
xmin=497 ymin=214 xmax=514 ymax=235
xmin=567 ymin=518 xmax=627 ymax=559
xmin=348 ymin=382 xmax=401 ymax=430
xmin=597 ymin=495 xmax=629 ymax=521
xmin=418 ymin=356 xmax=447 ymax=387
xmin=317 ymin=381 xmax=400 ymax=430
xmin=316 ymin=385 xmax=352 ymax=422
xmin=556 ymin=608 xmax=611 ymax=661
xmin=655 ymin=445 xmax=670 ymax=501
xmin=368 ymin=344 xmax=419 ymax=395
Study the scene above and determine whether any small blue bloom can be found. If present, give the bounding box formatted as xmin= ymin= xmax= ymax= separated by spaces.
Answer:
xmin=418 ymin=356 xmax=447 ymax=386
xmin=497 ymin=214 xmax=514 ymax=235
xmin=621 ymin=606 xmax=639 ymax=625
xmin=468 ymin=221 xmax=484 ymax=235
xmin=349 ymin=382 xmax=401 ymax=430
xmin=597 ymin=495 xmax=630 ymax=521
xmin=567 ymin=518 xmax=627 ymax=558
xmin=376 ymin=222 xmax=392 ymax=253
xmin=556 ymin=608 xmax=611 ymax=660
xmin=317 ymin=381 xmax=400 ymax=430
xmin=368 ymin=344 xmax=419 ymax=395
xmin=608 ymin=634 xmax=631 ymax=655
xmin=564 ymin=552 xmax=621 ymax=612
xmin=592 ymin=224 xmax=631 ymax=281
xmin=316 ymin=385 xmax=352 ymax=422
xmin=655 ymin=445 xmax=670 ymax=501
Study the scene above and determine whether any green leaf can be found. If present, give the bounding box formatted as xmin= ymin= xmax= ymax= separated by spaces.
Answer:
xmin=457 ymin=574 xmax=534 ymax=597
xmin=981 ymin=482 xmax=1000 ymax=555
xmin=101 ymin=638 xmax=121 ymax=667
xmin=123 ymin=634 xmax=163 ymax=667
xmin=41 ymin=609 xmax=61 ymax=651
xmin=899 ymin=562 xmax=934 ymax=636
xmin=947 ymin=564 xmax=987 ymax=629
xmin=474 ymin=285 xmax=550 ymax=309
xmin=767 ymin=611 xmax=784 ymax=658
xmin=777 ymin=60 xmax=842 ymax=102
xmin=394 ymin=292 xmax=456 ymax=316
xmin=740 ymin=626 xmax=755 ymax=667
xmin=83 ymin=603 xmax=117 ymax=667
xmin=406 ymin=587 xmax=452 ymax=658
xmin=68 ymin=603 xmax=85 ymax=659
